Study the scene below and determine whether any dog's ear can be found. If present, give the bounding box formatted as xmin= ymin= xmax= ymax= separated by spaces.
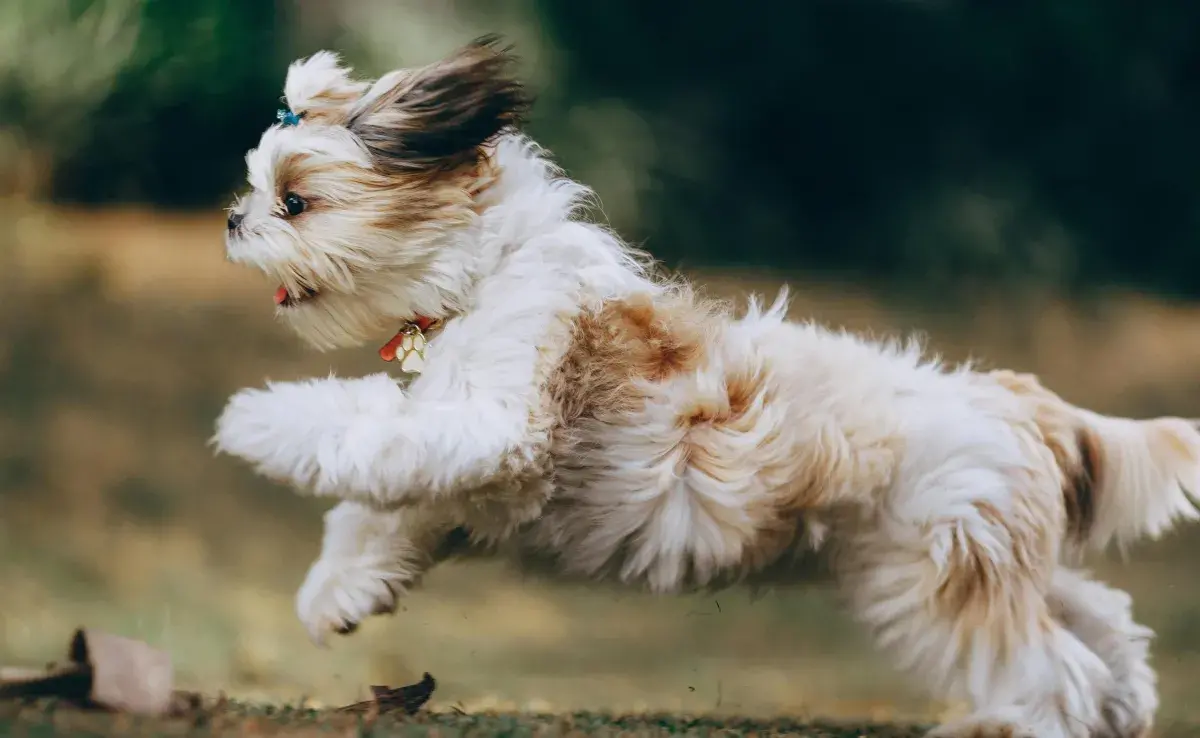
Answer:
xmin=284 ymin=51 xmax=369 ymax=124
xmin=346 ymin=35 xmax=531 ymax=173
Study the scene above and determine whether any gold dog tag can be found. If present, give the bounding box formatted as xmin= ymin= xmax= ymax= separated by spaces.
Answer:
xmin=379 ymin=318 xmax=441 ymax=375
xmin=396 ymin=325 xmax=428 ymax=374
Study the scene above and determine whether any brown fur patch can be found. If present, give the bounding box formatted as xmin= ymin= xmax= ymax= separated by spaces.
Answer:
xmin=544 ymin=291 xmax=810 ymax=588
xmin=679 ymin=368 xmax=764 ymax=428
xmin=677 ymin=371 xmax=773 ymax=489
xmin=273 ymin=149 xmax=477 ymax=236
xmin=347 ymin=35 xmax=531 ymax=175
xmin=465 ymin=154 xmax=502 ymax=214
xmin=301 ymin=87 xmax=369 ymax=125
xmin=934 ymin=519 xmax=1002 ymax=619
xmin=932 ymin=493 xmax=1054 ymax=658
xmin=549 ymin=292 xmax=709 ymax=426
xmin=352 ymin=145 xmax=500 ymax=234
xmin=1064 ymin=428 xmax=1101 ymax=543
xmin=272 ymin=152 xmax=311 ymax=199
xmin=985 ymin=369 xmax=1100 ymax=545
xmin=674 ymin=368 xmax=781 ymax=562
xmin=368 ymin=170 xmax=478 ymax=233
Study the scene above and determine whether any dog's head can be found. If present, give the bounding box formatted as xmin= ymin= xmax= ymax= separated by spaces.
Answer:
xmin=225 ymin=36 xmax=530 ymax=350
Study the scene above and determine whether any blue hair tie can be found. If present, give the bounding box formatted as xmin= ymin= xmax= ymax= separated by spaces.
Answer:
xmin=276 ymin=108 xmax=302 ymax=127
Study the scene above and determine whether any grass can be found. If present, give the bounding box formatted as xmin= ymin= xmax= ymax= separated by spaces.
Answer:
xmin=7 ymin=705 xmax=1200 ymax=738
xmin=5 ymin=203 xmax=1200 ymax=732
xmin=0 ymin=701 xmax=942 ymax=738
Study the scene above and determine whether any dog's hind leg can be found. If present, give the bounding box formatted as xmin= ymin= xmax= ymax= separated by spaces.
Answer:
xmin=1049 ymin=568 xmax=1158 ymax=738
xmin=841 ymin=463 xmax=1112 ymax=738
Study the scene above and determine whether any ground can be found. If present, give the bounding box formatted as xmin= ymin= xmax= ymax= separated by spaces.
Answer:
xmin=0 ymin=701 xmax=921 ymax=738
xmin=6 ymin=703 xmax=1200 ymax=738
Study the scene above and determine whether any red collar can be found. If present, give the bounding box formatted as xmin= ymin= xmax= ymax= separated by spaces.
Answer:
xmin=410 ymin=315 xmax=438 ymax=333
xmin=378 ymin=315 xmax=439 ymax=363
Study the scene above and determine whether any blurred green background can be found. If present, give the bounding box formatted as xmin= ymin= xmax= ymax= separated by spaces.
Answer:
xmin=4 ymin=0 xmax=1200 ymax=725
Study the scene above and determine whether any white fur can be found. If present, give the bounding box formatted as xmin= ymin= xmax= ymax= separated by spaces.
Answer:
xmin=221 ymin=137 xmax=652 ymax=500
xmin=284 ymin=51 xmax=369 ymax=121
xmin=295 ymin=501 xmax=411 ymax=640
xmin=212 ymin=49 xmax=1200 ymax=738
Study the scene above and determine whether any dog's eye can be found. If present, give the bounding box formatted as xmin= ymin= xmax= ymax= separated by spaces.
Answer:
xmin=283 ymin=192 xmax=306 ymax=217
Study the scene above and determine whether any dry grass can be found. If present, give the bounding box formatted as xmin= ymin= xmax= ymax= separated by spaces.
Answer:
xmin=0 ymin=701 xmax=938 ymax=738
xmin=5 ymin=704 xmax=1200 ymax=738
xmin=3 ymin=203 xmax=1200 ymax=727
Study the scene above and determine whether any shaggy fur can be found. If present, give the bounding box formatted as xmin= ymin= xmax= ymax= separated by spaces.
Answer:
xmin=213 ymin=37 xmax=1200 ymax=738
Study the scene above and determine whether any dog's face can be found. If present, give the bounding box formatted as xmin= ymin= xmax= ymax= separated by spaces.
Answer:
xmin=225 ymin=37 xmax=528 ymax=350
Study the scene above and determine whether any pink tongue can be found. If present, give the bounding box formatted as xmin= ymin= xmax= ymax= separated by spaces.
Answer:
xmin=273 ymin=286 xmax=288 ymax=305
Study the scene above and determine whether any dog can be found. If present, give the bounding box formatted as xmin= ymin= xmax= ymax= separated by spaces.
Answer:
xmin=213 ymin=36 xmax=1200 ymax=738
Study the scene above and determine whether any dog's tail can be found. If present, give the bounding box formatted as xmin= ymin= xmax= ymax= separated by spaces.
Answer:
xmin=991 ymin=370 xmax=1200 ymax=551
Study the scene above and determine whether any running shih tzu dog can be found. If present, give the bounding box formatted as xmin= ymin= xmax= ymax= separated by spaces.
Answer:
xmin=213 ymin=36 xmax=1200 ymax=738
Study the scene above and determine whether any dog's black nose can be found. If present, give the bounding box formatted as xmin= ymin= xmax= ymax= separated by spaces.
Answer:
xmin=227 ymin=211 xmax=244 ymax=231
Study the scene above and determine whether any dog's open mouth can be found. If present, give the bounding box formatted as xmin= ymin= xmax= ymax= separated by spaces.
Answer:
xmin=274 ymin=285 xmax=319 ymax=308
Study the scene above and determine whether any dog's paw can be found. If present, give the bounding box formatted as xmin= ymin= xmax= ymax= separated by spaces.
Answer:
xmin=212 ymin=382 xmax=329 ymax=483
xmin=1098 ymin=676 xmax=1157 ymax=738
xmin=295 ymin=553 xmax=412 ymax=646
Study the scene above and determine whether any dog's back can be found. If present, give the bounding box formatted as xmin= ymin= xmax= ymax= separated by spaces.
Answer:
xmin=530 ymin=284 xmax=1200 ymax=596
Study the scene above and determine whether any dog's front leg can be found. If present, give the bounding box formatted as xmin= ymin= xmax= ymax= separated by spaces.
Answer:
xmin=296 ymin=500 xmax=453 ymax=645
xmin=212 ymin=369 xmax=537 ymax=505
xmin=212 ymin=372 xmax=410 ymax=494
xmin=215 ymin=341 xmax=553 ymax=507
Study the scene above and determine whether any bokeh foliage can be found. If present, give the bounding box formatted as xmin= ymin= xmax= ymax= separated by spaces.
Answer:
xmin=47 ymin=0 xmax=284 ymax=207
xmin=5 ymin=0 xmax=1200 ymax=296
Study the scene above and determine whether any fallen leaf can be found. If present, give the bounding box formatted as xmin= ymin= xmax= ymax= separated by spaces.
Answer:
xmin=337 ymin=672 xmax=436 ymax=715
